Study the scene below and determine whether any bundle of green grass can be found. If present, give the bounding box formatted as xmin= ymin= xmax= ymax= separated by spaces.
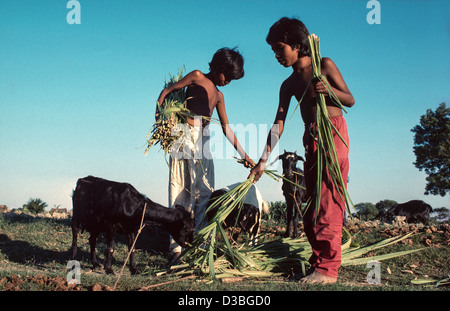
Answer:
xmin=145 ymin=67 xmax=196 ymax=155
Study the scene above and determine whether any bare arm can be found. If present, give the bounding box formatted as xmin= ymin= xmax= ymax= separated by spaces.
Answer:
xmin=157 ymin=70 xmax=203 ymax=106
xmin=249 ymin=80 xmax=292 ymax=182
xmin=216 ymin=92 xmax=254 ymax=167
xmin=314 ymin=58 xmax=355 ymax=107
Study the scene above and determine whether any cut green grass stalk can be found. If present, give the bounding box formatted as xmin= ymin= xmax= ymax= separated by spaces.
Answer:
xmin=341 ymin=232 xmax=425 ymax=266
xmin=168 ymin=221 xmax=424 ymax=282
xmin=293 ymin=34 xmax=354 ymax=219
xmin=235 ymin=157 xmax=305 ymax=190
xmin=178 ymin=176 xmax=256 ymax=281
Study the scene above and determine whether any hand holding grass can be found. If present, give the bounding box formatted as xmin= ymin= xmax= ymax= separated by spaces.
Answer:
xmin=242 ymin=155 xmax=256 ymax=168
xmin=248 ymin=160 xmax=266 ymax=182
xmin=312 ymin=76 xmax=329 ymax=96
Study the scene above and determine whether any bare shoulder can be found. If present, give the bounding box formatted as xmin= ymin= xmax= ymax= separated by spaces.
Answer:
xmin=188 ymin=69 xmax=204 ymax=80
xmin=321 ymin=57 xmax=336 ymax=67
xmin=183 ymin=70 xmax=211 ymax=87
xmin=321 ymin=57 xmax=340 ymax=73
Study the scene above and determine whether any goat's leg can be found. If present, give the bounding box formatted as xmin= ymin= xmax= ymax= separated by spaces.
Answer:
xmin=104 ymin=228 xmax=115 ymax=274
xmin=71 ymin=224 xmax=78 ymax=260
xmin=284 ymin=199 xmax=293 ymax=238
xmin=127 ymin=232 xmax=138 ymax=275
xmin=292 ymin=206 xmax=299 ymax=238
xmin=88 ymin=232 xmax=102 ymax=270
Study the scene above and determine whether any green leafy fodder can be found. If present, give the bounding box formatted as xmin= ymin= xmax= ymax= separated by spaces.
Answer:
xmin=292 ymin=34 xmax=353 ymax=220
xmin=145 ymin=67 xmax=196 ymax=155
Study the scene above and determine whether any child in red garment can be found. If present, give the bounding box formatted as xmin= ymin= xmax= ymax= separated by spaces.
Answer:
xmin=249 ymin=17 xmax=355 ymax=284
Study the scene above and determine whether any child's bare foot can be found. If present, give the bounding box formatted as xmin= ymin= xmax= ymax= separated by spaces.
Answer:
xmin=298 ymin=270 xmax=337 ymax=284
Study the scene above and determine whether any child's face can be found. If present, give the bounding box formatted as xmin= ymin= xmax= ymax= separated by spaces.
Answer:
xmin=214 ymin=73 xmax=230 ymax=87
xmin=270 ymin=42 xmax=300 ymax=67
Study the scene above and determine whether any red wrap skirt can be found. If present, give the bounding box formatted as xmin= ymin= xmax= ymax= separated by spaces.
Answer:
xmin=302 ymin=116 xmax=349 ymax=278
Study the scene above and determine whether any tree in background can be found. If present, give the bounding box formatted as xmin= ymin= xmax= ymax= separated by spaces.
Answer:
xmin=22 ymin=198 xmax=47 ymax=214
xmin=411 ymin=103 xmax=450 ymax=196
xmin=354 ymin=202 xmax=378 ymax=220
xmin=375 ymin=199 xmax=397 ymax=212
xmin=432 ymin=207 xmax=449 ymax=222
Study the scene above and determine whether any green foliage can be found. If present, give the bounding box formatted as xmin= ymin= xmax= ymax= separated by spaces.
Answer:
xmin=411 ymin=102 xmax=450 ymax=196
xmin=433 ymin=207 xmax=450 ymax=222
xmin=263 ymin=201 xmax=287 ymax=224
xmin=354 ymin=202 xmax=378 ymax=220
xmin=22 ymin=198 xmax=47 ymax=214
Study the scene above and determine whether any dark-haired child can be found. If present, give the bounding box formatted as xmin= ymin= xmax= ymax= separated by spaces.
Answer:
xmin=249 ymin=18 xmax=355 ymax=284
xmin=157 ymin=48 xmax=254 ymax=261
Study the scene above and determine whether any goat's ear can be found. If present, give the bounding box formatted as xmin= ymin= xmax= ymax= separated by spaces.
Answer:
xmin=297 ymin=155 xmax=305 ymax=162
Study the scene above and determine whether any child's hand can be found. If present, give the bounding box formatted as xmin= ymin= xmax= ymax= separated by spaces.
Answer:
xmin=313 ymin=77 xmax=329 ymax=95
xmin=243 ymin=155 xmax=256 ymax=168
xmin=248 ymin=160 xmax=266 ymax=183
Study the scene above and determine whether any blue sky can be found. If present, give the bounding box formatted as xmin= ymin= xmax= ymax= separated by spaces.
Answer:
xmin=1 ymin=0 xmax=449 ymax=211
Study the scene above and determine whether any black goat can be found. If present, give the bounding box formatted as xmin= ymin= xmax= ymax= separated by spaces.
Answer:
xmin=278 ymin=151 xmax=307 ymax=238
xmin=71 ymin=176 xmax=194 ymax=274
xmin=379 ymin=200 xmax=433 ymax=224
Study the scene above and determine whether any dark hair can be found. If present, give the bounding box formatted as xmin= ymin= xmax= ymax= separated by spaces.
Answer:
xmin=209 ymin=47 xmax=244 ymax=80
xmin=266 ymin=17 xmax=310 ymax=57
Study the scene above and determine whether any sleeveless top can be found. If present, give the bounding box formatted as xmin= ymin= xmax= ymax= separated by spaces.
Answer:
xmin=185 ymin=84 xmax=217 ymax=118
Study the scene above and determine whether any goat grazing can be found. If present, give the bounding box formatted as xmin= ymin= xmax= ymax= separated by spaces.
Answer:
xmin=71 ymin=176 xmax=194 ymax=274
xmin=379 ymin=200 xmax=433 ymax=224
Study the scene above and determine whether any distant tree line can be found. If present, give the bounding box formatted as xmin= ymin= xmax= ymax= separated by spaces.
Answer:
xmin=354 ymin=200 xmax=397 ymax=221
xmin=21 ymin=198 xmax=47 ymax=214
xmin=265 ymin=200 xmax=448 ymax=223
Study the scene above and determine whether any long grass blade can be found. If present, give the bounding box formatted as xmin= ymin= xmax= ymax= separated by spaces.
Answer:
xmin=341 ymin=248 xmax=426 ymax=266
xmin=299 ymin=34 xmax=354 ymax=220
